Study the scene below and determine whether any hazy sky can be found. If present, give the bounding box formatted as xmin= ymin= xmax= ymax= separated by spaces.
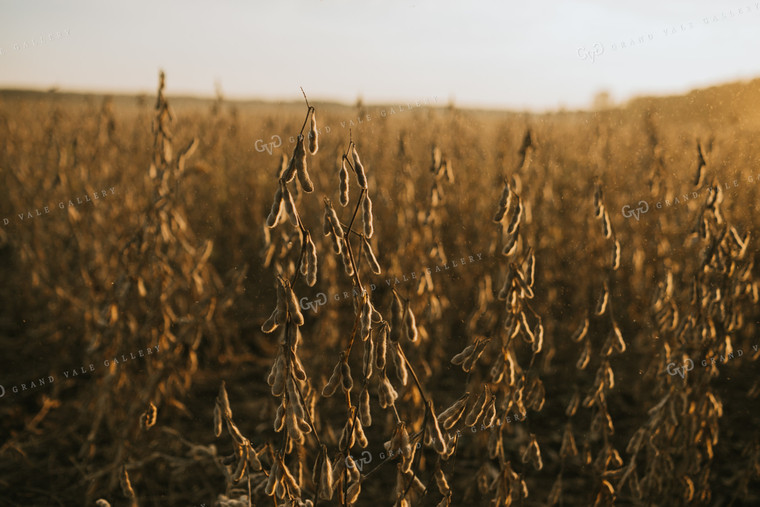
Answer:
xmin=1 ymin=0 xmax=759 ymax=111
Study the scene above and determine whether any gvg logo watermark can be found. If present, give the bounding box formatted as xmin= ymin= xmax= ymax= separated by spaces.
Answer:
xmin=300 ymin=292 xmax=328 ymax=314
xmin=254 ymin=135 xmax=282 ymax=155
xmin=577 ymin=43 xmax=604 ymax=63
xmin=621 ymin=200 xmax=649 ymax=221
xmin=664 ymin=344 xmax=758 ymax=378
xmin=666 ymin=358 xmax=694 ymax=378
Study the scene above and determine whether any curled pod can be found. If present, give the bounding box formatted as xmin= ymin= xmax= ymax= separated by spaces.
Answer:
xmin=601 ymin=210 xmax=612 ymax=238
xmin=611 ymin=239 xmax=621 ymax=270
xmin=571 ymin=316 xmax=589 ymax=342
xmin=261 ymin=307 xmax=280 ymax=333
xmin=403 ymin=305 xmax=418 ymax=342
xmin=595 ymin=283 xmax=609 ymax=316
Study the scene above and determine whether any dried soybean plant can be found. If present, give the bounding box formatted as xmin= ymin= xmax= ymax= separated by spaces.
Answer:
xmin=554 ymin=180 xmax=626 ymax=506
xmin=216 ymin=92 xmax=320 ymax=506
xmin=79 ymin=71 xmax=234 ymax=500
xmin=618 ymin=159 xmax=759 ymax=504
xmin=442 ymin=130 xmax=547 ymax=506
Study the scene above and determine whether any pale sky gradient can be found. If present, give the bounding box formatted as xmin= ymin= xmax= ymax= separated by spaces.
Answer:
xmin=1 ymin=0 xmax=760 ymax=111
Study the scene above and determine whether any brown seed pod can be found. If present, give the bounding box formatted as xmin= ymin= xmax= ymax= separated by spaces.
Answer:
xmin=362 ymin=237 xmax=382 ymax=274
xmin=389 ymin=293 xmax=404 ymax=342
xmin=217 ymin=381 xmax=233 ymax=419
xmin=378 ymin=374 xmax=399 ymax=408
xmin=502 ymin=230 xmax=519 ymax=256
xmin=576 ymin=339 xmax=591 ymax=370
xmin=282 ymin=153 xmax=297 ymax=183
xmin=426 ymin=403 xmax=447 ymax=454
xmin=141 ymin=402 xmax=157 ymax=430
xmin=360 ymin=389 xmax=372 ymax=426
xmin=465 ymin=387 xmax=488 ymax=427
xmin=352 ymin=145 xmax=368 ymax=188
xmin=341 ymin=361 xmax=354 ymax=392
xmin=494 ymin=183 xmax=512 ymax=223
xmin=326 ymin=201 xmax=344 ymax=239
xmin=439 ymin=393 xmax=469 ymax=430
xmin=524 ymin=250 xmax=535 ymax=287
xmin=274 ymin=401 xmax=286 ymax=432
xmin=363 ymin=331 xmax=375 ymax=379
xmin=265 ymin=460 xmax=281 ymax=496
xmin=611 ymin=239 xmax=621 ymax=270
xmin=341 ymin=245 xmax=354 ymax=276
xmin=391 ymin=345 xmax=408 ymax=385
xmin=322 ymin=359 xmax=343 ymax=397
xmin=522 ymin=433 xmax=543 ymax=470
xmin=294 ymin=135 xmax=314 ymax=192
xmin=532 ymin=321 xmax=544 ymax=354
xmin=498 ymin=264 xmax=514 ymax=300
xmin=308 ymin=110 xmax=318 ymax=155
xmin=266 ymin=185 xmax=284 ymax=228
xmin=120 ymin=466 xmax=136 ymax=500
xmin=320 ymin=451 xmax=334 ymax=500
xmin=403 ymin=305 xmax=418 ymax=342
xmin=482 ymin=397 xmax=497 ymax=428
xmin=283 ymin=281 xmax=304 ymax=326
xmin=339 ymin=158 xmax=350 ymax=206
xmin=451 ymin=343 xmax=475 ymax=366
xmin=506 ymin=195 xmax=522 ymax=235
xmin=601 ymin=210 xmax=612 ymax=238
xmin=360 ymin=298 xmax=372 ymax=341
xmin=595 ymin=283 xmax=609 ymax=316
xmin=362 ymin=193 xmax=374 ymax=238
xmin=571 ymin=316 xmax=589 ymax=342
xmin=375 ymin=324 xmax=388 ymax=369
xmin=281 ymin=181 xmax=299 ymax=227
xmin=305 ymin=235 xmax=318 ymax=287
xmin=213 ymin=403 xmax=223 ymax=437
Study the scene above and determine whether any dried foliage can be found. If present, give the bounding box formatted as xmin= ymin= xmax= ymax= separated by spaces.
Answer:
xmin=0 ymin=77 xmax=759 ymax=506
